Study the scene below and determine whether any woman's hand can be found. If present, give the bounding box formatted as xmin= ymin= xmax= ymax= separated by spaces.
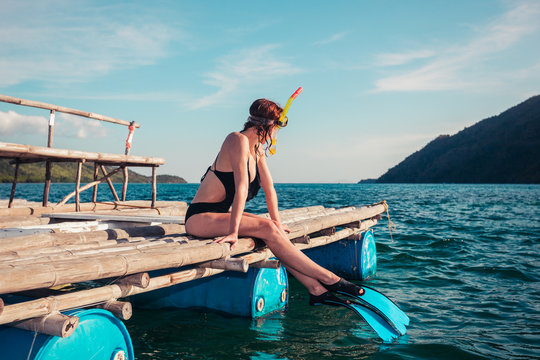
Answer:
xmin=215 ymin=232 xmax=239 ymax=249
xmin=277 ymin=222 xmax=291 ymax=234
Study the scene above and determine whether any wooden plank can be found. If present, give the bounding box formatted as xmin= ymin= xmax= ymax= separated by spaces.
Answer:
xmin=0 ymin=94 xmax=140 ymax=128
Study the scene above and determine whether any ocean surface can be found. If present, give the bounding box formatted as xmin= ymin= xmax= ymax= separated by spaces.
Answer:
xmin=1 ymin=183 xmax=539 ymax=359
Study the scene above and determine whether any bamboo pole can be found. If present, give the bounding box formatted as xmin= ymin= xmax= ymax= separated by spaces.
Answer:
xmin=97 ymin=301 xmax=132 ymax=320
xmin=42 ymin=110 xmax=56 ymax=207
xmin=0 ymin=236 xmax=198 ymax=265
xmin=8 ymin=162 xmax=19 ymax=208
xmin=1 ymin=206 xmax=372 ymax=262
xmin=43 ymin=161 xmax=52 ymax=207
xmin=116 ymin=273 xmax=150 ymax=288
xmin=0 ymin=223 xmax=186 ymax=253
xmin=286 ymin=204 xmax=385 ymax=239
xmin=0 ymin=238 xmax=256 ymax=294
xmin=197 ymin=258 xmax=249 ymax=272
xmin=0 ymin=141 xmax=165 ymax=166
xmin=151 ymin=166 xmax=157 ymax=208
xmin=92 ymin=162 xmax=99 ymax=203
xmin=0 ymin=267 xmax=224 ymax=325
xmin=11 ymin=313 xmax=79 ymax=338
xmin=75 ymin=161 xmax=82 ymax=211
xmin=122 ymin=168 xmax=129 ymax=202
xmin=250 ymin=259 xmax=281 ymax=269
xmin=0 ymin=204 xmax=385 ymax=294
xmin=121 ymin=121 xmax=136 ymax=202
xmin=56 ymin=165 xmax=124 ymax=206
xmin=0 ymin=221 xmax=379 ymax=325
xmin=0 ymin=95 xmax=139 ymax=128
xmin=47 ymin=110 xmax=55 ymax=147
xmin=100 ymin=165 xmax=120 ymax=202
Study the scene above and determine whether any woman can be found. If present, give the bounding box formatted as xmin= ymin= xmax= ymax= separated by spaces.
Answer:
xmin=185 ymin=98 xmax=363 ymax=306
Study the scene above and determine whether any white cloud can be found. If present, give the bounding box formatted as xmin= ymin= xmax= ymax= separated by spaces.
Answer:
xmin=0 ymin=110 xmax=107 ymax=139
xmin=375 ymin=50 xmax=436 ymax=66
xmin=190 ymin=45 xmax=302 ymax=109
xmin=0 ymin=1 xmax=177 ymax=88
xmin=0 ymin=110 xmax=48 ymax=136
xmin=315 ymin=31 xmax=349 ymax=45
xmin=373 ymin=1 xmax=540 ymax=92
xmin=57 ymin=114 xmax=108 ymax=139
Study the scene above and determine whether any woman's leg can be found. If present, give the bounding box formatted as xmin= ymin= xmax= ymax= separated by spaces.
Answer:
xmin=186 ymin=212 xmax=340 ymax=290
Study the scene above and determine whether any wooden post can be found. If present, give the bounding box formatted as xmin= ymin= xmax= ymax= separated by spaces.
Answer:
xmin=11 ymin=313 xmax=79 ymax=338
xmin=43 ymin=161 xmax=52 ymax=207
xmin=122 ymin=121 xmax=135 ymax=202
xmin=42 ymin=110 xmax=55 ymax=207
xmin=152 ymin=165 xmax=157 ymax=208
xmin=116 ymin=273 xmax=150 ymax=288
xmin=122 ymin=167 xmax=128 ymax=202
xmin=8 ymin=162 xmax=19 ymax=208
xmin=92 ymin=162 xmax=99 ymax=203
xmin=98 ymin=300 xmax=132 ymax=320
xmin=75 ymin=161 xmax=82 ymax=212
xmin=100 ymin=165 xmax=120 ymax=202
xmin=57 ymin=166 xmax=124 ymax=206
xmin=47 ymin=110 xmax=55 ymax=147
xmin=197 ymin=258 xmax=249 ymax=272
xmin=251 ymin=259 xmax=281 ymax=269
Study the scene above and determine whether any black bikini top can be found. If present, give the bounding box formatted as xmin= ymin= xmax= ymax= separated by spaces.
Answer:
xmin=201 ymin=152 xmax=261 ymax=207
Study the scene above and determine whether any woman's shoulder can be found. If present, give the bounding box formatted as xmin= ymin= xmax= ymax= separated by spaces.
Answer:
xmin=224 ymin=132 xmax=249 ymax=148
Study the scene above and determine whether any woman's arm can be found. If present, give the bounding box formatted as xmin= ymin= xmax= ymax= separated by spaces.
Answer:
xmin=258 ymin=154 xmax=281 ymax=222
xmin=220 ymin=134 xmax=250 ymax=244
xmin=258 ymin=155 xmax=290 ymax=233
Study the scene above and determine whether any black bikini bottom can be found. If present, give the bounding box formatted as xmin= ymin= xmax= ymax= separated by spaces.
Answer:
xmin=185 ymin=201 xmax=230 ymax=223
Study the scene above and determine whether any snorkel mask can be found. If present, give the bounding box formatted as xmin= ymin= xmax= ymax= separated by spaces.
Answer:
xmin=269 ymin=87 xmax=303 ymax=155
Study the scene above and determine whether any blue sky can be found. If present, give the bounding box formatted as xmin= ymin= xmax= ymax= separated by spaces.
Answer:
xmin=1 ymin=0 xmax=539 ymax=182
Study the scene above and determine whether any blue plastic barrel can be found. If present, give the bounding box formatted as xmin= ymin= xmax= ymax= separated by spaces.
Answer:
xmin=0 ymin=309 xmax=134 ymax=360
xmin=303 ymin=230 xmax=377 ymax=280
xmin=135 ymin=264 xmax=288 ymax=318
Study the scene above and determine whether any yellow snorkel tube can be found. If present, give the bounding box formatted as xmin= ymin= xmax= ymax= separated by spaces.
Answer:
xmin=269 ymin=87 xmax=303 ymax=155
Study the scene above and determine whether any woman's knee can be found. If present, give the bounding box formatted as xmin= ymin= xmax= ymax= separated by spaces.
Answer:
xmin=260 ymin=219 xmax=283 ymax=244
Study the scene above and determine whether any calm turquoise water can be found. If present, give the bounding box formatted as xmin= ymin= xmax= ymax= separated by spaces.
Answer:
xmin=1 ymin=183 xmax=539 ymax=359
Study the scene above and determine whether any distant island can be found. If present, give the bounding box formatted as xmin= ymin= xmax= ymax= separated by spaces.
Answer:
xmin=365 ymin=95 xmax=540 ymax=184
xmin=0 ymin=159 xmax=186 ymax=183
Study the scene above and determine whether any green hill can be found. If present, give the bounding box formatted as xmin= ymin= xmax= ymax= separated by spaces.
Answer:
xmin=376 ymin=95 xmax=540 ymax=184
xmin=0 ymin=160 xmax=186 ymax=183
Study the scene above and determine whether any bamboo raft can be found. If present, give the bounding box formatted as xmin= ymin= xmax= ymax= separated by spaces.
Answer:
xmin=0 ymin=201 xmax=386 ymax=335
xmin=0 ymin=95 xmax=387 ymax=358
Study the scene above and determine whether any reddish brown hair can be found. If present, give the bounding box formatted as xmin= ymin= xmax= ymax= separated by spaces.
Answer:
xmin=243 ymin=99 xmax=283 ymax=155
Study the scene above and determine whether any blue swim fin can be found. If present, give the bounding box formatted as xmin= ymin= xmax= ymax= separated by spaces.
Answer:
xmin=323 ymin=279 xmax=409 ymax=335
xmin=310 ymin=292 xmax=400 ymax=342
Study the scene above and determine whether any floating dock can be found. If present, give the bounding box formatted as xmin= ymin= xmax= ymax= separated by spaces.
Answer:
xmin=0 ymin=95 xmax=387 ymax=359
xmin=0 ymin=201 xmax=384 ymax=359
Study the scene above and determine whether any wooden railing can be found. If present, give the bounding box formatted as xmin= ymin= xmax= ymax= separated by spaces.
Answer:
xmin=0 ymin=95 xmax=162 ymax=209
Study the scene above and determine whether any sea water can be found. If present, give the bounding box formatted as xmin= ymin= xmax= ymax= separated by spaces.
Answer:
xmin=1 ymin=183 xmax=538 ymax=359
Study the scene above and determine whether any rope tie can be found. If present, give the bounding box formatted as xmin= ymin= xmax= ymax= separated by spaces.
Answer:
xmin=26 ymin=330 xmax=38 ymax=360
xmin=382 ymin=200 xmax=397 ymax=242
